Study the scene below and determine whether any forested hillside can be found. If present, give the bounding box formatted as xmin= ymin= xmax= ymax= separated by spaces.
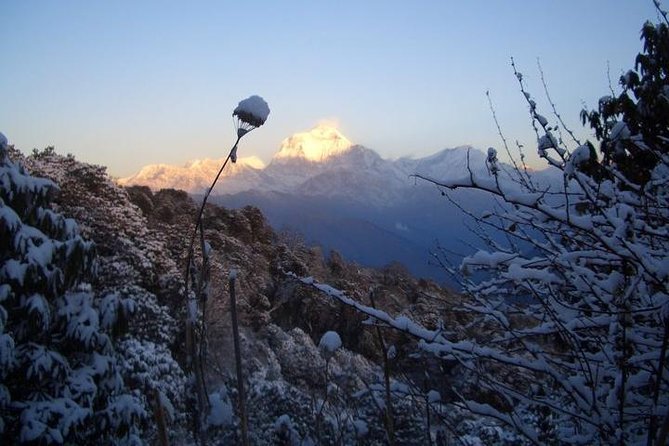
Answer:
xmin=3 ymin=142 xmax=512 ymax=444
xmin=2 ymin=5 xmax=669 ymax=446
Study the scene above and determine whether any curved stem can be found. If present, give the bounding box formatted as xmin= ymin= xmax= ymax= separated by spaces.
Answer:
xmin=184 ymin=135 xmax=241 ymax=293
xmin=182 ymin=134 xmax=240 ymax=439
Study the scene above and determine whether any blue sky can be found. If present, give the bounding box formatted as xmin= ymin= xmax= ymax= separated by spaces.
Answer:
xmin=0 ymin=0 xmax=660 ymax=177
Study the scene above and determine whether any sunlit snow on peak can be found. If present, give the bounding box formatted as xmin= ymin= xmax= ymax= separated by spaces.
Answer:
xmin=183 ymin=156 xmax=265 ymax=170
xmin=273 ymin=123 xmax=352 ymax=162
xmin=117 ymin=155 xmax=266 ymax=192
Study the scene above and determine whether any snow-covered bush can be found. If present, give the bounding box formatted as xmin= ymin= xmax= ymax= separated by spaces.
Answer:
xmin=24 ymin=149 xmax=192 ymax=442
xmin=412 ymin=14 xmax=669 ymax=445
xmin=112 ymin=285 xmax=178 ymax=345
xmin=287 ymin=13 xmax=669 ymax=444
xmin=271 ymin=414 xmax=302 ymax=446
xmin=0 ymin=134 xmax=144 ymax=443
xmin=117 ymin=337 xmax=187 ymax=423
xmin=207 ymin=389 xmax=233 ymax=428
xmin=246 ymin=378 xmax=317 ymax=445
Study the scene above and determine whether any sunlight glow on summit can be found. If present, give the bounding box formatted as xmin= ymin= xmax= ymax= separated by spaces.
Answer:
xmin=273 ymin=124 xmax=352 ymax=162
xmin=0 ymin=0 xmax=658 ymax=176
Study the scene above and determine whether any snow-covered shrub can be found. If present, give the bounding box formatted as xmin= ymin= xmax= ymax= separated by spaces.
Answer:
xmin=246 ymin=378 xmax=318 ymax=445
xmin=271 ymin=414 xmax=302 ymax=446
xmin=0 ymin=134 xmax=144 ymax=443
xmin=351 ymin=382 xmax=429 ymax=446
xmin=287 ymin=17 xmax=669 ymax=439
xmin=116 ymin=337 xmax=187 ymax=442
xmin=410 ymin=14 xmax=669 ymax=445
xmin=207 ymin=389 xmax=233 ymax=428
xmin=24 ymin=149 xmax=191 ymax=441
xmin=110 ymin=285 xmax=178 ymax=345
xmin=265 ymin=325 xmax=326 ymax=389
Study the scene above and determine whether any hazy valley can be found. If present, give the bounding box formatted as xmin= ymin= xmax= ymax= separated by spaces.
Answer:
xmin=120 ymin=124 xmax=554 ymax=286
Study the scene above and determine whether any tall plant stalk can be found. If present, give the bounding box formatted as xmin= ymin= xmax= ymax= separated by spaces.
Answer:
xmin=229 ymin=273 xmax=249 ymax=446
xmin=182 ymin=137 xmax=239 ymax=444
xmin=182 ymin=94 xmax=268 ymax=442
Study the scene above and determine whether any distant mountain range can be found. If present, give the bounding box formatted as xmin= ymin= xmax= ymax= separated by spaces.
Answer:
xmin=120 ymin=124 xmax=492 ymax=202
xmin=120 ymin=124 xmax=555 ymax=286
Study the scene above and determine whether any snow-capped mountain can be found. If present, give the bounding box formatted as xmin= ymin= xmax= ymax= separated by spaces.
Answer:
xmin=119 ymin=124 xmax=488 ymax=205
xmin=120 ymin=124 xmax=528 ymax=285
xmin=398 ymin=146 xmax=489 ymax=180
xmin=273 ymin=123 xmax=353 ymax=162
xmin=118 ymin=155 xmax=265 ymax=194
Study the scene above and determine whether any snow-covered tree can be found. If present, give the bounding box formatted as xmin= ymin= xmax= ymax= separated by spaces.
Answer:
xmin=286 ymin=11 xmax=669 ymax=445
xmin=0 ymin=134 xmax=145 ymax=444
xmin=24 ymin=150 xmax=190 ymax=443
xmin=412 ymin=14 xmax=669 ymax=445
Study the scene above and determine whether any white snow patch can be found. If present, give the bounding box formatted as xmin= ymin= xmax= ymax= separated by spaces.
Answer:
xmin=610 ymin=121 xmax=630 ymax=141
xmin=353 ymin=419 xmax=369 ymax=437
xmin=318 ymin=330 xmax=342 ymax=353
xmin=158 ymin=391 xmax=175 ymax=422
xmin=395 ymin=222 xmax=409 ymax=232
xmin=536 ymin=114 xmax=548 ymax=127
xmin=565 ymin=144 xmax=591 ymax=176
xmin=428 ymin=389 xmax=441 ymax=403
xmin=207 ymin=392 xmax=233 ymax=427
xmin=273 ymin=414 xmax=292 ymax=429
xmin=234 ymin=95 xmax=270 ymax=125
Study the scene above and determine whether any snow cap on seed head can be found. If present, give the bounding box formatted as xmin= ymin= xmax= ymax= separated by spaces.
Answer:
xmin=233 ymin=95 xmax=270 ymax=137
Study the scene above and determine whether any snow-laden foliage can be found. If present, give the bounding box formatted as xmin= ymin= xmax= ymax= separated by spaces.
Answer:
xmin=427 ymin=20 xmax=669 ymax=446
xmin=233 ymin=95 xmax=270 ymax=127
xmin=288 ymin=14 xmax=669 ymax=446
xmin=0 ymin=136 xmax=144 ymax=443
xmin=318 ymin=330 xmax=342 ymax=355
xmin=202 ymin=322 xmax=433 ymax=445
xmin=117 ymin=337 xmax=187 ymax=426
xmin=426 ymin=20 xmax=669 ymax=444
xmin=25 ymin=148 xmax=188 ymax=442
xmin=25 ymin=152 xmax=182 ymax=298
xmin=23 ymin=148 xmax=189 ymax=443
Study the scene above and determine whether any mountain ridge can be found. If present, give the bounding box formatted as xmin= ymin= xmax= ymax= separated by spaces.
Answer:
xmin=118 ymin=155 xmax=266 ymax=194
xmin=118 ymin=125 xmax=553 ymax=285
xmin=118 ymin=124 xmax=491 ymax=205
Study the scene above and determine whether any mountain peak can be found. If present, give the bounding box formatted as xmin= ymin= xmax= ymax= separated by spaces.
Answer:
xmin=273 ymin=124 xmax=352 ymax=162
xmin=118 ymin=155 xmax=265 ymax=192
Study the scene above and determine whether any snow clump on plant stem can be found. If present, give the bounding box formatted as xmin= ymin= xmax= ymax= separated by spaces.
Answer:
xmin=318 ymin=330 xmax=342 ymax=354
xmin=233 ymin=95 xmax=270 ymax=127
